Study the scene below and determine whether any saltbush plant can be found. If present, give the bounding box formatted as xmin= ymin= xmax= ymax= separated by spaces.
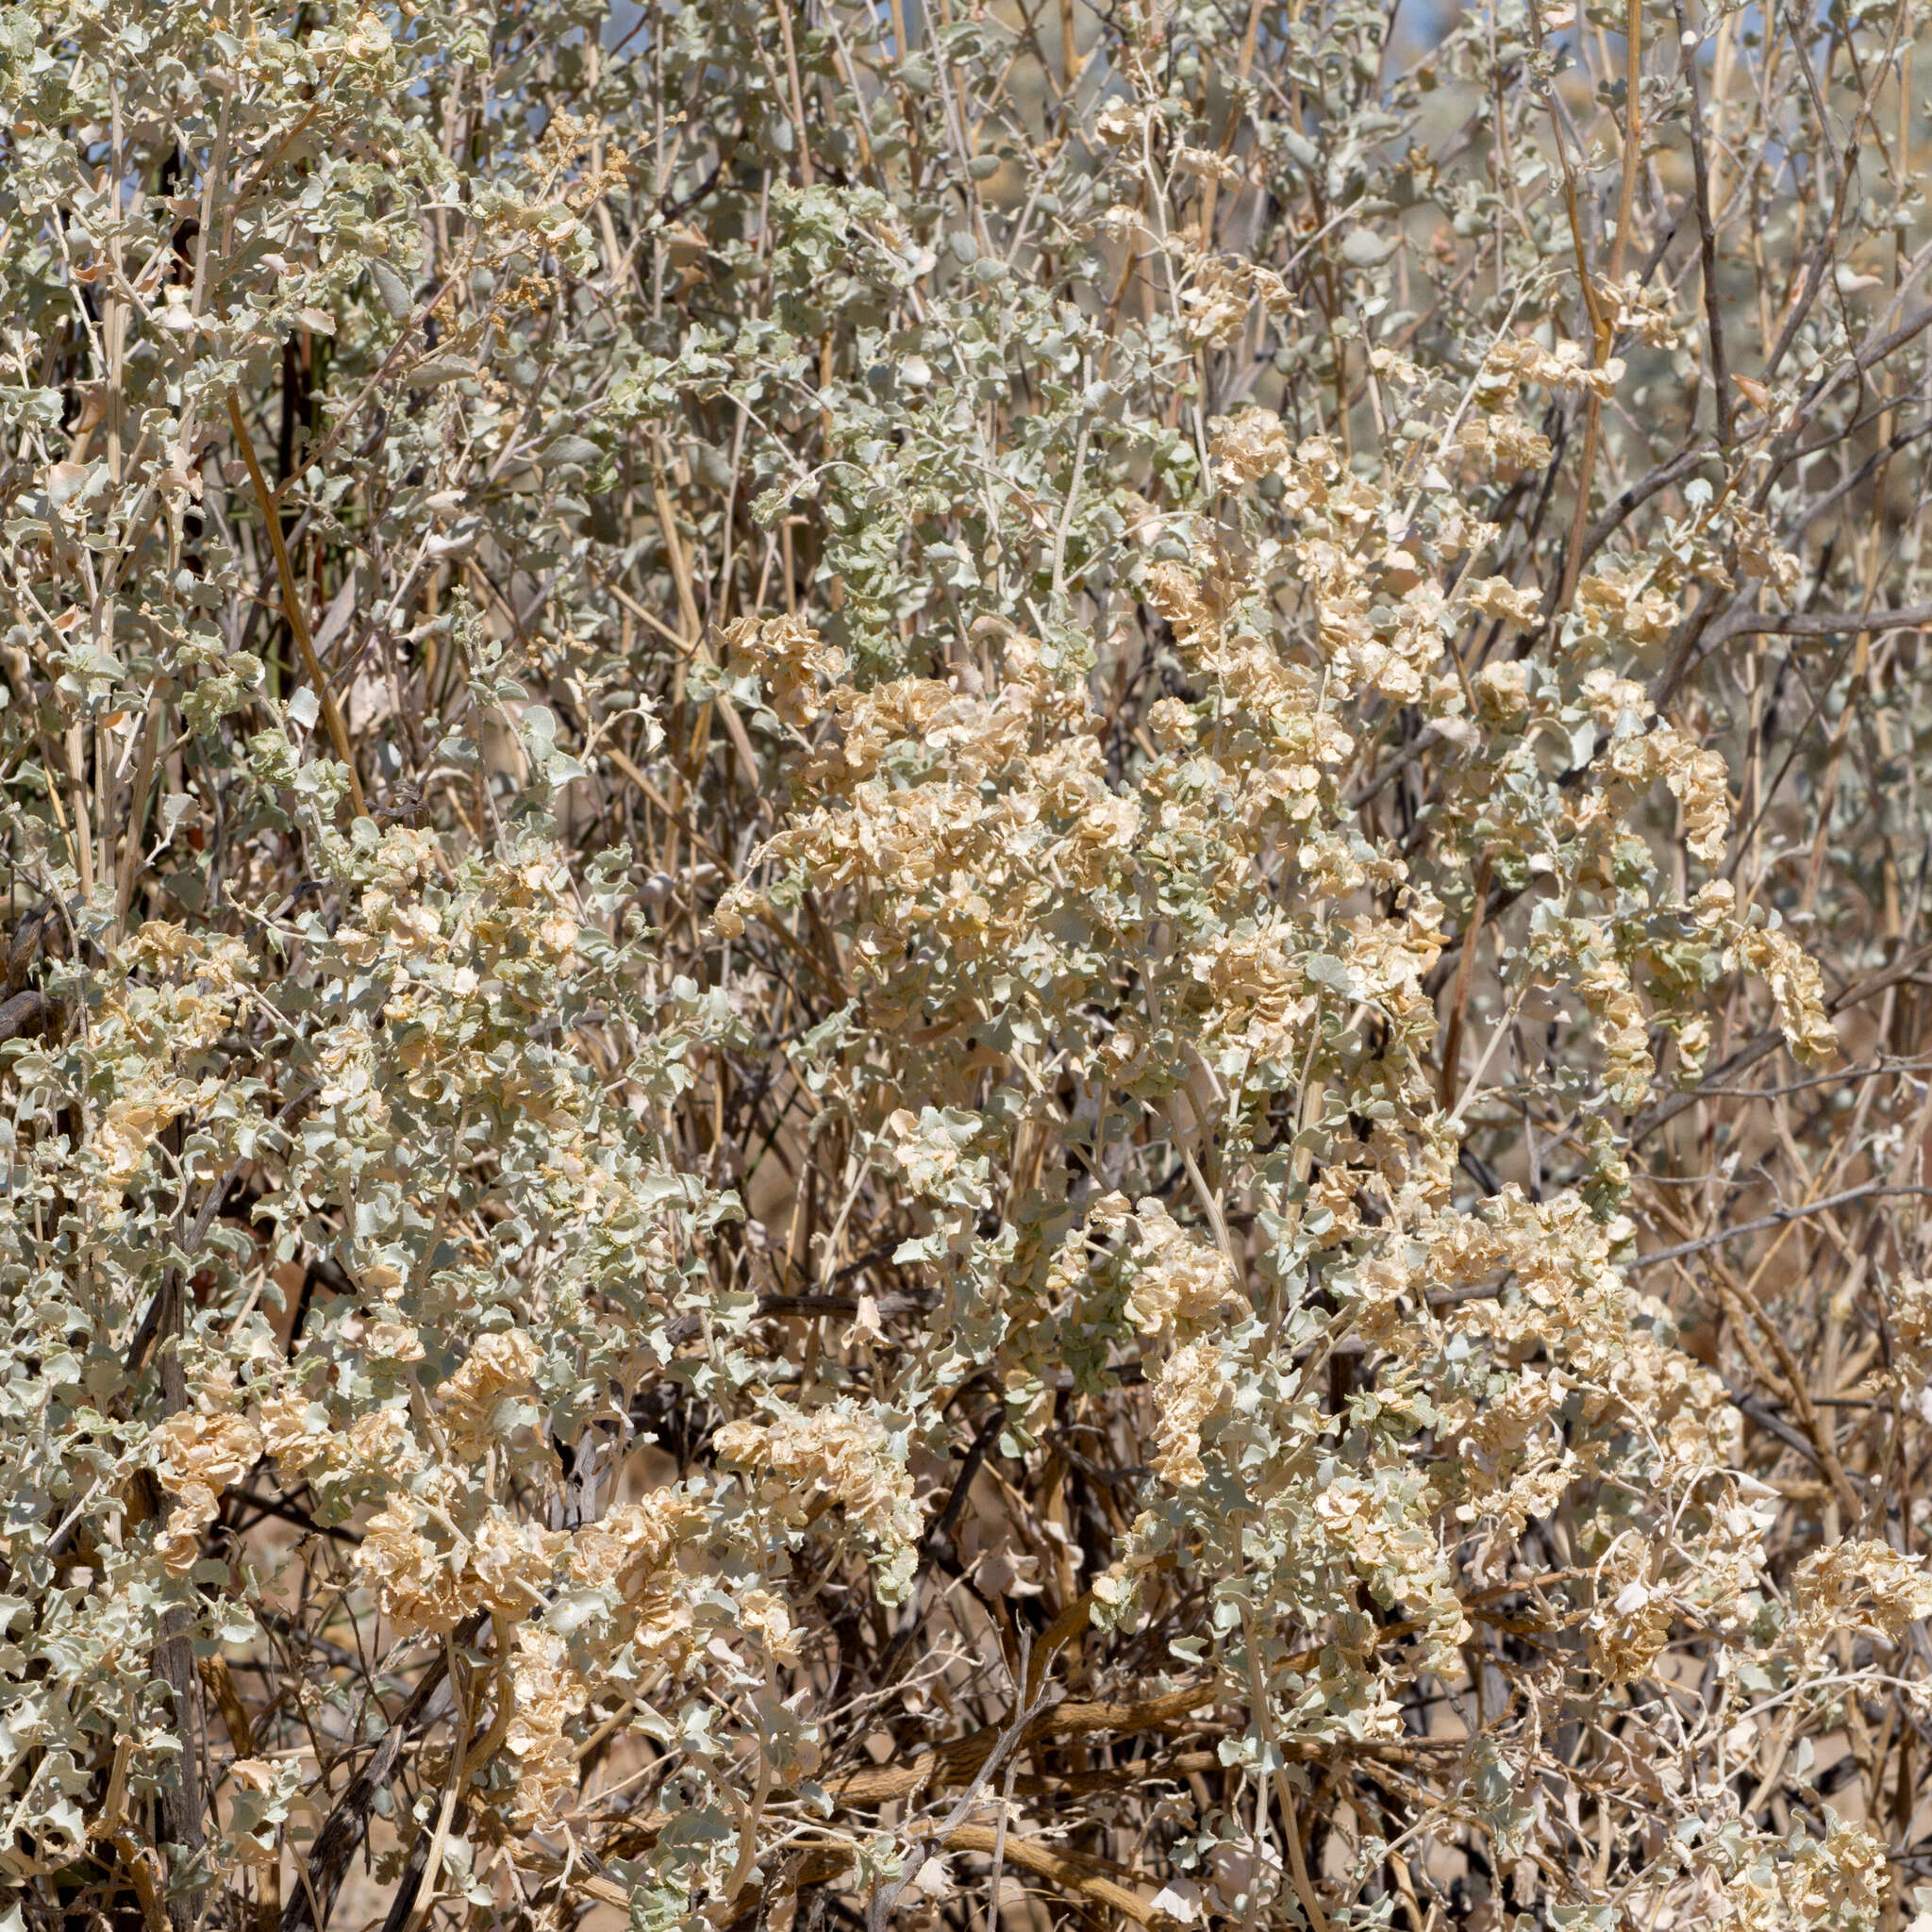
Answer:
xmin=3 ymin=0 xmax=1932 ymax=1928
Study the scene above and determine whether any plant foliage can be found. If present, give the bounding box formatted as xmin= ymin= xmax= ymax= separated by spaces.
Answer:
xmin=3 ymin=0 xmax=1932 ymax=1928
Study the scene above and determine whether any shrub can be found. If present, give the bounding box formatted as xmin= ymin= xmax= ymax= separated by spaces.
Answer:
xmin=2 ymin=0 xmax=1931 ymax=1928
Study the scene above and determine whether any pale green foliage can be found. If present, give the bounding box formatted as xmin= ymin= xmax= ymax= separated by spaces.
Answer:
xmin=2 ymin=0 xmax=1932 ymax=1930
